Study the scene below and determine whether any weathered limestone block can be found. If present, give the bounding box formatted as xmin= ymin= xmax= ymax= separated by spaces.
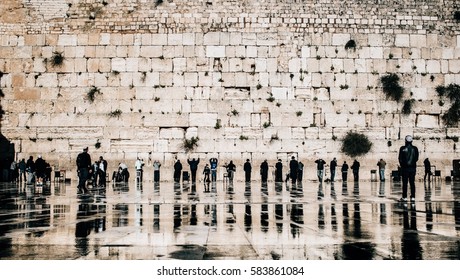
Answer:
xmin=326 ymin=113 xmax=349 ymax=127
xmin=206 ymin=46 xmax=225 ymax=57
xmin=153 ymin=139 xmax=169 ymax=153
xmin=410 ymin=34 xmax=427 ymax=48
xmin=416 ymin=114 xmax=440 ymax=128
xmin=449 ymin=60 xmax=460 ymax=73
xmin=224 ymin=127 xmax=243 ymax=139
xmin=189 ymin=112 xmax=218 ymax=127
xmin=395 ymin=34 xmax=410 ymax=47
xmin=271 ymin=87 xmax=291 ymax=100
xmin=159 ymin=128 xmax=185 ymax=139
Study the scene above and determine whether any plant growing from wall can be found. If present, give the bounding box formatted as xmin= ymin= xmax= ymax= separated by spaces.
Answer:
xmin=454 ymin=11 xmax=460 ymax=21
xmin=87 ymin=86 xmax=102 ymax=103
xmin=380 ymin=73 xmax=404 ymax=102
xmin=95 ymin=140 xmax=101 ymax=149
xmin=108 ymin=109 xmax=122 ymax=118
xmin=436 ymin=83 xmax=460 ymax=126
xmin=231 ymin=109 xmax=239 ymax=116
xmin=296 ymin=111 xmax=303 ymax=116
xmin=183 ymin=136 xmax=199 ymax=152
xmin=345 ymin=39 xmax=356 ymax=51
xmin=341 ymin=131 xmax=372 ymax=157
xmin=50 ymin=51 xmax=64 ymax=67
xmin=263 ymin=121 xmax=271 ymax=128
xmin=214 ymin=119 xmax=221 ymax=129
xmin=402 ymin=99 xmax=415 ymax=115
xmin=239 ymin=135 xmax=249 ymax=140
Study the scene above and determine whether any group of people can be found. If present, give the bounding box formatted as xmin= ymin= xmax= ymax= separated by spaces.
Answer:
xmin=76 ymin=147 xmax=108 ymax=194
xmin=2 ymin=155 xmax=52 ymax=185
xmin=73 ymin=135 xmax=422 ymax=202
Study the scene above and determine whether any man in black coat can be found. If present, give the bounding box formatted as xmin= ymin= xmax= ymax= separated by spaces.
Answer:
xmin=399 ymin=135 xmax=419 ymax=202
xmin=275 ymin=159 xmax=283 ymax=182
xmin=260 ymin=160 xmax=269 ymax=183
xmin=289 ymin=156 xmax=299 ymax=184
xmin=76 ymin=147 xmax=91 ymax=193
xmin=244 ymin=159 xmax=252 ymax=182
xmin=174 ymin=159 xmax=183 ymax=182
xmin=187 ymin=158 xmax=200 ymax=183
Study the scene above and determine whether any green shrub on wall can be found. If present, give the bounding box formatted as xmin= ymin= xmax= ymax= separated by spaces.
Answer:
xmin=381 ymin=73 xmax=404 ymax=102
xmin=436 ymin=83 xmax=460 ymax=126
xmin=341 ymin=131 xmax=372 ymax=157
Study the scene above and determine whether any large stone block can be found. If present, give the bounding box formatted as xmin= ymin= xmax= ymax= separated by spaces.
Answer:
xmin=189 ymin=113 xmax=218 ymax=127
xmin=416 ymin=114 xmax=440 ymax=128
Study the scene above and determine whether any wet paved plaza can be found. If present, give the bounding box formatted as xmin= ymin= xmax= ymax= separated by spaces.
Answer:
xmin=1 ymin=177 xmax=460 ymax=260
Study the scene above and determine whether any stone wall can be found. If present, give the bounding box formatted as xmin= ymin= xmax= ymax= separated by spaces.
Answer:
xmin=0 ymin=0 xmax=459 ymax=181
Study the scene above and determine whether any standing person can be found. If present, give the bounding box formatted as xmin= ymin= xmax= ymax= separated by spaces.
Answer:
xmin=203 ymin=164 xmax=211 ymax=183
xmin=330 ymin=158 xmax=337 ymax=182
xmin=377 ymin=158 xmax=386 ymax=182
xmin=289 ymin=156 xmax=299 ymax=184
xmin=98 ymin=156 xmax=108 ymax=187
xmin=26 ymin=156 xmax=35 ymax=185
xmin=399 ymin=135 xmax=419 ymax=202
xmin=297 ymin=161 xmax=304 ymax=182
xmin=351 ymin=159 xmax=360 ymax=182
xmin=275 ymin=159 xmax=283 ymax=182
xmin=226 ymin=160 xmax=236 ymax=182
xmin=341 ymin=161 xmax=349 ymax=182
xmin=135 ymin=157 xmax=145 ymax=182
xmin=243 ymin=159 xmax=252 ymax=182
xmin=260 ymin=160 xmax=269 ymax=183
xmin=187 ymin=158 xmax=200 ymax=183
xmin=92 ymin=160 xmax=99 ymax=186
xmin=76 ymin=147 xmax=91 ymax=193
xmin=18 ymin=158 xmax=26 ymax=183
xmin=9 ymin=159 xmax=17 ymax=183
xmin=315 ymin=158 xmax=326 ymax=182
xmin=423 ymin=158 xmax=431 ymax=182
xmin=35 ymin=155 xmax=46 ymax=186
xmin=173 ymin=159 xmax=183 ymax=182
xmin=153 ymin=160 xmax=161 ymax=182
xmin=210 ymin=158 xmax=218 ymax=182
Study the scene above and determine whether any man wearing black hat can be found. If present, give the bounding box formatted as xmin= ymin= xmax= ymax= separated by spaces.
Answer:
xmin=76 ymin=147 xmax=91 ymax=193
xmin=398 ymin=135 xmax=419 ymax=202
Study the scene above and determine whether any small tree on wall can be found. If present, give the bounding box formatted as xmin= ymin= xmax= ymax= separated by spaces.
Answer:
xmin=341 ymin=131 xmax=373 ymax=157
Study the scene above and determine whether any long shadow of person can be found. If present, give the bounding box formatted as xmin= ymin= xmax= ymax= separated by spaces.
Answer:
xmin=401 ymin=203 xmax=423 ymax=259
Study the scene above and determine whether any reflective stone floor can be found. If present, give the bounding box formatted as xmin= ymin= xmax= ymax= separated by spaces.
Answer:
xmin=1 ymin=178 xmax=460 ymax=260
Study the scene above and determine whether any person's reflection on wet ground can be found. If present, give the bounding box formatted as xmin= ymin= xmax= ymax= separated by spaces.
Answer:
xmin=424 ymin=181 xmax=433 ymax=231
xmin=75 ymin=199 xmax=106 ymax=257
xmin=244 ymin=203 xmax=252 ymax=232
xmin=331 ymin=182 xmax=336 ymax=199
xmin=244 ymin=182 xmax=251 ymax=198
xmin=331 ymin=203 xmax=337 ymax=232
xmin=452 ymin=183 xmax=460 ymax=231
xmin=341 ymin=202 xmax=376 ymax=259
xmin=290 ymin=203 xmax=303 ymax=238
xmin=318 ymin=203 xmax=325 ymax=230
xmin=379 ymin=181 xmax=385 ymax=197
xmin=173 ymin=204 xmax=181 ymax=232
xmin=401 ymin=204 xmax=422 ymax=259
xmin=317 ymin=182 xmax=324 ymax=200
xmin=274 ymin=182 xmax=282 ymax=194
xmin=275 ymin=204 xmax=283 ymax=233
xmin=153 ymin=204 xmax=160 ymax=232
xmin=353 ymin=181 xmax=360 ymax=197
xmin=342 ymin=181 xmax=348 ymax=196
